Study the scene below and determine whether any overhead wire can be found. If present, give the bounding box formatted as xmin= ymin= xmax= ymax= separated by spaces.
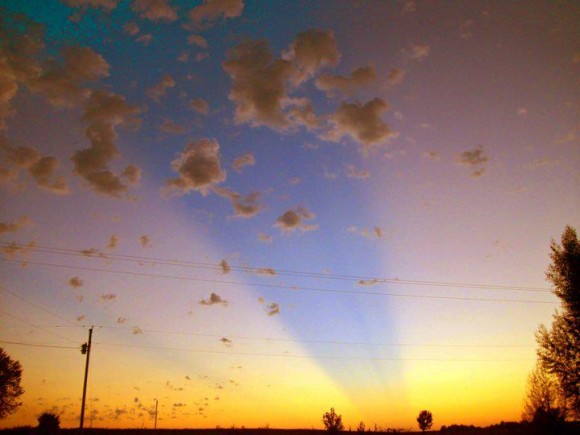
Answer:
xmin=0 ymin=258 xmax=557 ymax=304
xmin=0 ymin=241 xmax=552 ymax=293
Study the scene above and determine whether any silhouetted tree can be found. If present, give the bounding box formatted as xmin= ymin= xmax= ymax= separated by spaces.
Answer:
xmin=356 ymin=421 xmax=365 ymax=433
xmin=322 ymin=407 xmax=344 ymax=433
xmin=0 ymin=348 xmax=24 ymax=419
xmin=536 ymin=225 xmax=580 ymax=418
xmin=416 ymin=410 xmax=433 ymax=432
xmin=522 ymin=361 xmax=565 ymax=421
xmin=37 ymin=413 xmax=60 ymax=435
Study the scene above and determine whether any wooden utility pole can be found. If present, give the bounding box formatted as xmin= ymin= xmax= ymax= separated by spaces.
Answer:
xmin=154 ymin=399 xmax=158 ymax=429
xmin=79 ymin=326 xmax=93 ymax=435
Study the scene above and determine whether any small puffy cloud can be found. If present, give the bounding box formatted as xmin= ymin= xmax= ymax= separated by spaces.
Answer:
xmin=220 ymin=337 xmax=232 ymax=346
xmin=71 ymin=90 xmax=141 ymax=198
xmin=63 ymin=0 xmax=120 ymax=11
xmin=284 ymin=29 xmax=341 ymax=85
xmin=165 ymin=138 xmax=226 ymax=196
xmin=199 ymin=292 xmax=228 ymax=306
xmin=117 ymin=317 xmax=126 ymax=324
xmin=121 ymin=164 xmax=141 ymax=185
xmin=31 ymin=46 xmax=110 ymax=108
xmin=132 ymin=326 xmax=143 ymax=334
xmin=275 ymin=206 xmax=318 ymax=232
xmin=387 ymin=68 xmax=405 ymax=85
xmin=189 ymin=98 xmax=209 ymax=115
xmin=347 ymin=225 xmax=383 ymax=238
xmin=188 ymin=0 xmax=244 ymax=30
xmin=455 ymin=146 xmax=489 ymax=178
xmin=214 ymin=187 xmax=262 ymax=218
xmin=124 ymin=22 xmax=140 ymax=36
xmin=147 ymin=74 xmax=175 ymax=102
xmin=358 ymin=278 xmax=379 ymax=287
xmin=139 ymin=235 xmax=151 ymax=248
xmin=220 ymin=259 xmax=231 ymax=274
xmin=410 ymin=44 xmax=430 ymax=60
xmin=131 ymin=0 xmax=178 ymax=22
xmin=101 ymin=293 xmax=116 ymax=301
xmin=76 ymin=315 xmax=86 ymax=322
xmin=315 ymin=65 xmax=376 ymax=97
xmin=422 ymin=150 xmax=440 ymax=160
xmin=187 ymin=35 xmax=208 ymax=49
xmin=517 ymin=107 xmax=528 ymax=116
xmin=0 ymin=216 xmax=32 ymax=234
xmin=69 ymin=276 xmax=84 ymax=288
xmin=223 ymin=39 xmax=294 ymax=129
xmin=374 ymin=226 xmax=384 ymax=237
xmin=159 ymin=119 xmax=186 ymax=134
xmin=256 ymin=268 xmax=276 ymax=276
xmin=257 ymin=232 xmax=272 ymax=243
xmin=106 ymin=235 xmax=119 ymax=249
xmin=345 ymin=164 xmax=370 ymax=179
xmin=266 ymin=302 xmax=280 ymax=316
xmin=136 ymin=34 xmax=152 ymax=45
xmin=325 ymin=98 xmax=393 ymax=149
xmin=231 ymin=152 xmax=255 ymax=171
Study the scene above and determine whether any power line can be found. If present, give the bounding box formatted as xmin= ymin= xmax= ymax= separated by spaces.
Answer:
xmin=97 ymin=325 xmax=535 ymax=348
xmin=0 ymin=339 xmax=78 ymax=350
xmin=0 ymin=241 xmax=551 ymax=293
xmin=0 ymin=258 xmax=557 ymax=304
xmin=0 ymin=284 xmax=79 ymax=326
xmin=90 ymin=341 xmax=534 ymax=362
xmin=0 ymin=310 xmax=79 ymax=344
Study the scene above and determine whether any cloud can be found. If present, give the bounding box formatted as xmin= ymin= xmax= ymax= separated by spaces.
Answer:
xmin=0 ymin=241 xmax=36 ymax=259
xmin=374 ymin=226 xmax=384 ymax=237
xmin=187 ymin=35 xmax=208 ymax=49
xmin=214 ymin=187 xmax=262 ymax=218
xmin=123 ymin=22 xmax=140 ymax=36
xmin=101 ymin=293 xmax=116 ymax=301
xmin=256 ymin=268 xmax=276 ymax=276
xmin=219 ymin=259 xmax=231 ymax=274
xmin=325 ymin=98 xmax=393 ymax=149
xmin=0 ymin=216 xmax=32 ymax=234
xmin=188 ymin=0 xmax=244 ymax=30
xmin=0 ymin=142 xmax=70 ymax=194
xmin=62 ymin=0 xmax=120 ymax=11
xmin=131 ymin=0 xmax=178 ymax=22
xmin=410 ymin=44 xmax=430 ymax=60
xmin=71 ymin=90 xmax=142 ymax=197
xmin=107 ymin=235 xmax=119 ymax=249
xmin=266 ymin=302 xmax=280 ymax=316
xmin=132 ymin=326 xmax=143 ymax=334
xmin=117 ymin=317 xmax=126 ymax=324
xmin=455 ymin=146 xmax=489 ymax=177
xmin=257 ymin=233 xmax=272 ymax=243
xmin=315 ymin=65 xmax=376 ymax=97
xmin=220 ymin=337 xmax=232 ymax=346
xmin=358 ymin=278 xmax=379 ymax=286
xmin=30 ymin=46 xmax=110 ymax=108
xmin=136 ymin=34 xmax=152 ymax=45
xmin=223 ymin=39 xmax=294 ymax=129
xmin=147 ymin=74 xmax=175 ymax=102
xmin=345 ymin=164 xmax=370 ymax=179
xmin=189 ymin=98 xmax=209 ymax=115
xmin=231 ymin=152 xmax=255 ymax=171
xmin=275 ymin=206 xmax=318 ymax=232
xmin=422 ymin=150 xmax=440 ymax=160
xmin=165 ymin=138 xmax=226 ymax=196
xmin=139 ymin=235 xmax=151 ymax=248
xmin=284 ymin=29 xmax=341 ymax=85
xmin=387 ymin=68 xmax=405 ymax=85
xmin=347 ymin=225 xmax=384 ymax=238
xmin=69 ymin=276 xmax=84 ymax=288
xmin=199 ymin=292 xmax=228 ymax=306
xmin=159 ymin=119 xmax=186 ymax=134
xmin=121 ymin=164 xmax=141 ymax=185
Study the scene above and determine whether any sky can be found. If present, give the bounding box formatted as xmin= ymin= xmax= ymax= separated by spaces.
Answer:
xmin=0 ymin=0 xmax=578 ymax=431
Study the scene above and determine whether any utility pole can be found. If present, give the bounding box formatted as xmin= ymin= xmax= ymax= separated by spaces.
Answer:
xmin=79 ymin=326 xmax=93 ymax=435
xmin=154 ymin=399 xmax=158 ymax=429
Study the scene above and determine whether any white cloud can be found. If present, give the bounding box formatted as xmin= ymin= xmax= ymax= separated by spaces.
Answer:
xmin=231 ymin=152 xmax=255 ymax=171
xmin=199 ymin=292 xmax=228 ymax=306
xmin=131 ymin=0 xmax=177 ymax=22
xmin=147 ymin=74 xmax=175 ymax=102
xmin=188 ymin=0 xmax=244 ymax=30
xmin=315 ymin=65 xmax=375 ymax=97
xmin=275 ymin=206 xmax=318 ymax=232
